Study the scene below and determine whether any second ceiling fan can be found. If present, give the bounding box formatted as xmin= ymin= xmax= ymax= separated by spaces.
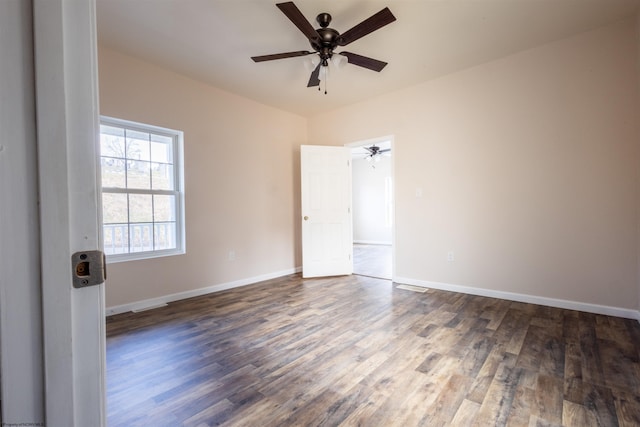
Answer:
xmin=251 ymin=2 xmax=396 ymax=91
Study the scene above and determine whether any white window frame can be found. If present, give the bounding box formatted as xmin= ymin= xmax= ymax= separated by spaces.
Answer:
xmin=99 ymin=116 xmax=185 ymax=262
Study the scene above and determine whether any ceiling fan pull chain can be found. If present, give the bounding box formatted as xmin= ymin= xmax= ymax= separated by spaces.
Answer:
xmin=326 ymin=66 xmax=329 ymax=94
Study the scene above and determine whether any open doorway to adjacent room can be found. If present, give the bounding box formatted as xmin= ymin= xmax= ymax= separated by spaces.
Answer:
xmin=348 ymin=138 xmax=394 ymax=280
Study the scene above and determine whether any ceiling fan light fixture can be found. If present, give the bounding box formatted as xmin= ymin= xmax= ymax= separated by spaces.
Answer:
xmin=318 ymin=65 xmax=328 ymax=81
xmin=331 ymin=54 xmax=346 ymax=69
xmin=303 ymin=57 xmax=314 ymax=72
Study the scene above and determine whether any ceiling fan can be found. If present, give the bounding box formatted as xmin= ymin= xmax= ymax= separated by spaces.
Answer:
xmin=362 ymin=145 xmax=390 ymax=165
xmin=251 ymin=2 xmax=396 ymax=92
xmin=363 ymin=145 xmax=390 ymax=158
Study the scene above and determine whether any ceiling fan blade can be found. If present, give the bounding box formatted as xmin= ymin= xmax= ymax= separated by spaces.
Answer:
xmin=276 ymin=2 xmax=319 ymax=41
xmin=251 ymin=51 xmax=313 ymax=62
xmin=338 ymin=7 xmax=396 ymax=46
xmin=307 ymin=63 xmax=321 ymax=87
xmin=339 ymin=52 xmax=387 ymax=72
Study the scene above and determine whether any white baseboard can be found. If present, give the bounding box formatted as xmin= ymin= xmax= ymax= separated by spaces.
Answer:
xmin=394 ymin=276 xmax=640 ymax=321
xmin=353 ymin=240 xmax=392 ymax=246
xmin=106 ymin=269 xmax=640 ymax=324
xmin=106 ymin=267 xmax=302 ymax=316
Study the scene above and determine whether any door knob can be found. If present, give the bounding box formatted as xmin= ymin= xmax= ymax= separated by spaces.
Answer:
xmin=303 ymin=216 xmax=309 ymax=221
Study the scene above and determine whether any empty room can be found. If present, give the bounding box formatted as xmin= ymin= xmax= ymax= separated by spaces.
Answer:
xmin=1 ymin=0 xmax=640 ymax=426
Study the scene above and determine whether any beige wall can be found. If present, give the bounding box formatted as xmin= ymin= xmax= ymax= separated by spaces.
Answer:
xmin=309 ymin=19 xmax=640 ymax=310
xmin=99 ymin=47 xmax=306 ymax=308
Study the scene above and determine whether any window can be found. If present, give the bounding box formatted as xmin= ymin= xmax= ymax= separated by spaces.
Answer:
xmin=99 ymin=117 xmax=185 ymax=262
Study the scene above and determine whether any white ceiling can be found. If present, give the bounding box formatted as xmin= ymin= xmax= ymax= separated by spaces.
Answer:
xmin=96 ymin=0 xmax=640 ymax=117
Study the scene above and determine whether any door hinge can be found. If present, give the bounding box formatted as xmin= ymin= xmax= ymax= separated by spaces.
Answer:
xmin=71 ymin=250 xmax=106 ymax=288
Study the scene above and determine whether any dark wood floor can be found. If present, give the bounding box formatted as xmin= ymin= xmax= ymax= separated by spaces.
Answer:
xmin=106 ymin=274 xmax=640 ymax=427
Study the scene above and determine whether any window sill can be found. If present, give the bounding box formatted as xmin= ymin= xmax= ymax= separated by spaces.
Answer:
xmin=106 ymin=248 xmax=185 ymax=264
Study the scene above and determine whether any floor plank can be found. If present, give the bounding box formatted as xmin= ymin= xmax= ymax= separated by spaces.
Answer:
xmin=106 ymin=274 xmax=640 ymax=426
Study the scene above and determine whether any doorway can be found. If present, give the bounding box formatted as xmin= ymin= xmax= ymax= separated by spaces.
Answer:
xmin=348 ymin=138 xmax=394 ymax=280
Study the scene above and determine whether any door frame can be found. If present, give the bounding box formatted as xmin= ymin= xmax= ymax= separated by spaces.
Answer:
xmin=0 ymin=0 xmax=44 ymax=423
xmin=34 ymin=0 xmax=106 ymax=425
xmin=345 ymin=136 xmax=396 ymax=282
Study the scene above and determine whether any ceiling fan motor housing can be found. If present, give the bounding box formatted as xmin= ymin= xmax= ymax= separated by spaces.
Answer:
xmin=311 ymin=20 xmax=340 ymax=62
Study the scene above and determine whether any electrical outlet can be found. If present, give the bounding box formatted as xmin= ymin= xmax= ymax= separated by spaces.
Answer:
xmin=447 ymin=251 xmax=455 ymax=262
xmin=228 ymin=250 xmax=236 ymax=261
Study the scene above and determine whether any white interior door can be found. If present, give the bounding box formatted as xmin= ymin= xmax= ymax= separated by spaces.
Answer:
xmin=34 ymin=0 xmax=106 ymax=425
xmin=301 ymin=145 xmax=353 ymax=278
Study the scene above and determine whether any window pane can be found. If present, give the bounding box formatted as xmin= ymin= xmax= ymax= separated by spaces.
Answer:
xmin=99 ymin=117 xmax=183 ymax=260
xmin=101 ymin=158 xmax=126 ymax=188
xmin=129 ymin=194 xmax=153 ymax=223
xmin=103 ymin=224 xmax=129 ymax=255
xmin=102 ymin=193 xmax=128 ymax=224
xmin=127 ymin=160 xmax=151 ymax=189
xmin=126 ymin=130 xmax=151 ymax=161
xmin=100 ymin=125 xmax=125 ymax=158
xmin=151 ymin=163 xmax=174 ymax=190
xmin=151 ymin=134 xmax=173 ymax=164
xmin=153 ymin=194 xmax=176 ymax=221
xmin=129 ymin=223 xmax=153 ymax=253
xmin=154 ymin=222 xmax=176 ymax=250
